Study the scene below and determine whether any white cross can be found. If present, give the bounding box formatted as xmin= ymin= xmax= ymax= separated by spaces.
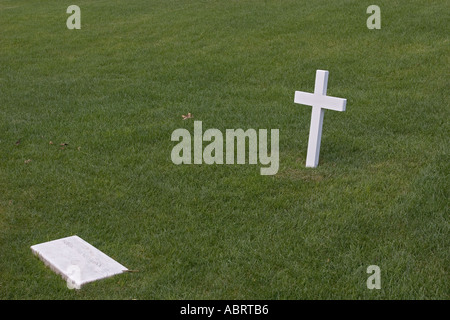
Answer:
xmin=294 ymin=70 xmax=347 ymax=168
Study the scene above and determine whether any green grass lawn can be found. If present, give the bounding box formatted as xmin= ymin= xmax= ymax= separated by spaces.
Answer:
xmin=0 ymin=0 xmax=448 ymax=299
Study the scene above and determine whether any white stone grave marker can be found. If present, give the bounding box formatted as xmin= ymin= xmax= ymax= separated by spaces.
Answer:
xmin=31 ymin=235 xmax=128 ymax=289
xmin=294 ymin=70 xmax=347 ymax=167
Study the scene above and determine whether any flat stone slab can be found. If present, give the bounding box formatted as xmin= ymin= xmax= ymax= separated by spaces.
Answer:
xmin=31 ymin=235 xmax=128 ymax=289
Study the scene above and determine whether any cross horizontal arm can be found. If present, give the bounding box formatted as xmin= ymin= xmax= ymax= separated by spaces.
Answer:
xmin=294 ymin=91 xmax=347 ymax=112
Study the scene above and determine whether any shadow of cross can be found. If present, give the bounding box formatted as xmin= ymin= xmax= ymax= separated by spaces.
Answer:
xmin=294 ymin=70 xmax=347 ymax=168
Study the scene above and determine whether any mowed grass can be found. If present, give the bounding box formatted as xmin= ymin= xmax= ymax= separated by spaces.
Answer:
xmin=0 ymin=0 xmax=448 ymax=299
